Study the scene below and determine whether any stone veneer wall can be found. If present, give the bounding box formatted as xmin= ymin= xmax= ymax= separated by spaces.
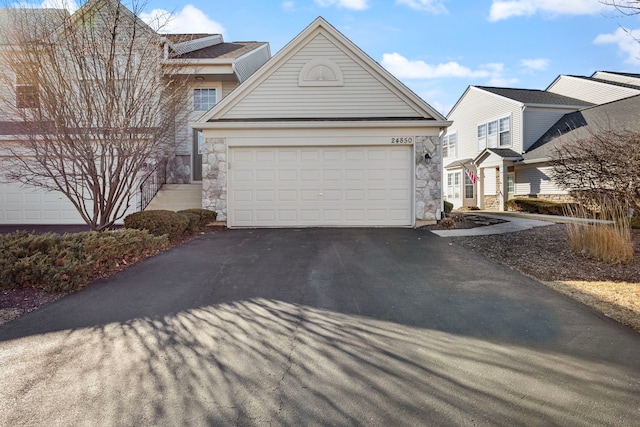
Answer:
xmin=483 ymin=195 xmax=500 ymax=210
xmin=202 ymin=137 xmax=227 ymax=220
xmin=414 ymin=136 xmax=442 ymax=221
xmin=166 ymin=154 xmax=192 ymax=184
xmin=514 ymin=193 xmax=573 ymax=203
xmin=201 ymin=135 xmax=444 ymax=223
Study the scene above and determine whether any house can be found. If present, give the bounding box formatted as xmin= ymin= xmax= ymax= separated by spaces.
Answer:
xmin=443 ymin=71 xmax=640 ymax=211
xmin=192 ymin=17 xmax=449 ymax=227
xmin=0 ymin=0 xmax=270 ymax=224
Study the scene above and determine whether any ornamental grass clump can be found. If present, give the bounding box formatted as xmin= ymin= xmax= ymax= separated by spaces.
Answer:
xmin=564 ymin=197 xmax=634 ymax=264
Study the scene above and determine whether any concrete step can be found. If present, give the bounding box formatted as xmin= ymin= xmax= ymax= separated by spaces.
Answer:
xmin=145 ymin=184 xmax=202 ymax=211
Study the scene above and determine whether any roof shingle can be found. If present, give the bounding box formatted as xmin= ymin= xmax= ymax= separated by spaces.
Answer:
xmin=476 ymin=86 xmax=593 ymax=107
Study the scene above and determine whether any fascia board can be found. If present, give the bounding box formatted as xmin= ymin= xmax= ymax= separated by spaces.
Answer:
xmin=191 ymin=119 xmax=452 ymax=130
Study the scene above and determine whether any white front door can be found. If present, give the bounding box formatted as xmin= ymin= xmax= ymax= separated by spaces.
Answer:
xmin=228 ymin=145 xmax=413 ymax=227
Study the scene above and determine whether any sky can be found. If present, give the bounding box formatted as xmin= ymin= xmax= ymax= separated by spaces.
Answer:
xmin=26 ymin=0 xmax=640 ymax=115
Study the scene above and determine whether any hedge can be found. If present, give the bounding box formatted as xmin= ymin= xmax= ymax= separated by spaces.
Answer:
xmin=0 ymin=229 xmax=167 ymax=293
xmin=505 ymin=198 xmax=576 ymax=216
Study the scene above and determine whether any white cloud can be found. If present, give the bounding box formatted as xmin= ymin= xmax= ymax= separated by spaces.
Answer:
xmin=314 ymin=0 xmax=369 ymax=11
xmin=141 ymin=5 xmax=225 ymax=34
xmin=520 ymin=58 xmax=549 ymax=71
xmin=382 ymin=52 xmax=503 ymax=80
xmin=488 ymin=0 xmax=607 ymax=22
xmin=282 ymin=1 xmax=295 ymax=10
xmin=594 ymin=27 xmax=640 ymax=65
xmin=395 ymin=0 xmax=448 ymax=14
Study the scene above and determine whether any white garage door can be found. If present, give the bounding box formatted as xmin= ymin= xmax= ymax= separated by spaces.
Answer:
xmin=0 ymin=182 xmax=84 ymax=224
xmin=228 ymin=145 xmax=413 ymax=227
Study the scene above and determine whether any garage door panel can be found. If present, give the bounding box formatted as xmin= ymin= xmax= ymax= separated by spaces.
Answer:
xmin=0 ymin=182 xmax=88 ymax=224
xmin=229 ymin=146 xmax=412 ymax=227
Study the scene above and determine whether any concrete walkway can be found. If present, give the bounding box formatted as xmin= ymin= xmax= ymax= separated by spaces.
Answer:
xmin=431 ymin=212 xmax=555 ymax=237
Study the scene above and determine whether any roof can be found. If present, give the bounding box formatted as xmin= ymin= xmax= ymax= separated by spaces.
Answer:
xmin=486 ymin=148 xmax=521 ymax=158
xmin=164 ymin=33 xmax=217 ymax=44
xmin=0 ymin=8 xmax=69 ymax=43
xmin=196 ymin=16 xmax=449 ymax=125
xmin=172 ymin=42 xmax=268 ymax=60
xmin=568 ymin=75 xmax=640 ymax=90
xmin=599 ymin=71 xmax=640 ymax=79
xmin=444 ymin=158 xmax=474 ymax=169
xmin=476 ymin=86 xmax=593 ymax=107
xmin=523 ymin=94 xmax=640 ymax=161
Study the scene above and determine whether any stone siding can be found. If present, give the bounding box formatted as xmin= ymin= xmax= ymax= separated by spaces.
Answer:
xmin=484 ymin=195 xmax=500 ymax=211
xmin=166 ymin=154 xmax=192 ymax=184
xmin=414 ymin=136 xmax=442 ymax=221
xmin=201 ymin=137 xmax=227 ymax=220
xmin=202 ymin=135 xmax=443 ymax=223
xmin=514 ymin=193 xmax=573 ymax=203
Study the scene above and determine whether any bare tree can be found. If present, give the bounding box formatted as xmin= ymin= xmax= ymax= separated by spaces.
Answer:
xmin=550 ymin=128 xmax=640 ymax=211
xmin=0 ymin=0 xmax=186 ymax=230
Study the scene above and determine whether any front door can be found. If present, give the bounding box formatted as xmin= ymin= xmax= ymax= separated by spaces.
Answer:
xmin=192 ymin=129 xmax=203 ymax=181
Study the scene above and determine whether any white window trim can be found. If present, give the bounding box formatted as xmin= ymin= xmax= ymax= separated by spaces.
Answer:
xmin=477 ymin=114 xmax=512 ymax=149
xmin=193 ymin=83 xmax=222 ymax=112
xmin=447 ymin=171 xmax=461 ymax=200
xmin=443 ymin=132 xmax=457 ymax=158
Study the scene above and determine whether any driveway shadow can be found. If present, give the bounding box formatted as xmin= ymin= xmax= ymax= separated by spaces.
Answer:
xmin=1 ymin=228 xmax=639 ymax=425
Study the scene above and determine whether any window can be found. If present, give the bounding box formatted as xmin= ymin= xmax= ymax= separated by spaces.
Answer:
xmin=15 ymin=71 xmax=38 ymax=108
xmin=443 ymin=132 xmax=457 ymax=158
xmin=464 ymin=174 xmax=474 ymax=199
xmin=507 ymin=173 xmax=515 ymax=195
xmin=447 ymin=172 xmax=461 ymax=199
xmin=16 ymin=84 xmax=39 ymax=108
xmin=499 ymin=117 xmax=511 ymax=146
xmin=477 ymin=124 xmax=486 ymax=150
xmin=194 ymin=88 xmax=217 ymax=111
xmin=477 ymin=115 xmax=511 ymax=149
xmin=487 ymin=120 xmax=498 ymax=148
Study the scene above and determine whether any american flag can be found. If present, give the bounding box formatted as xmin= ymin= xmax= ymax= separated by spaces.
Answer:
xmin=464 ymin=167 xmax=478 ymax=185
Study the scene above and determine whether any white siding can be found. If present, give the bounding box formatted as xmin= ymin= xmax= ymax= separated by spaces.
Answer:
xmin=483 ymin=167 xmax=497 ymax=196
xmin=548 ymin=75 xmax=640 ymax=105
xmin=222 ymin=33 xmax=420 ymax=119
xmin=592 ymin=71 xmax=640 ymax=88
xmin=522 ymin=107 xmax=578 ymax=152
xmin=514 ymin=164 xmax=566 ymax=195
xmin=445 ymin=87 xmax=522 ymax=162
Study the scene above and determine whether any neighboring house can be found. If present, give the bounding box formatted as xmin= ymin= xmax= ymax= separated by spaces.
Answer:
xmin=521 ymin=94 xmax=640 ymax=180
xmin=194 ymin=17 xmax=449 ymax=227
xmin=0 ymin=0 xmax=270 ymax=224
xmin=443 ymin=71 xmax=640 ymax=211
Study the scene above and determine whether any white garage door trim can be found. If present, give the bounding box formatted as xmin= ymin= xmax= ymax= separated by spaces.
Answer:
xmin=228 ymin=145 xmax=413 ymax=227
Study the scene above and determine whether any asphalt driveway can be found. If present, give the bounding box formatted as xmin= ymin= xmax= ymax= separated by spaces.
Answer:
xmin=1 ymin=228 xmax=639 ymax=426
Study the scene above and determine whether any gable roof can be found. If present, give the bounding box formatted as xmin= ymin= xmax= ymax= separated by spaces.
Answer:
xmin=197 ymin=17 xmax=447 ymax=124
xmin=523 ymin=94 xmax=640 ymax=161
xmin=476 ymin=86 xmax=593 ymax=107
xmin=0 ymin=8 xmax=69 ymax=43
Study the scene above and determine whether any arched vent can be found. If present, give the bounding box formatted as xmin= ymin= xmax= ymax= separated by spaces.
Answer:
xmin=298 ymin=58 xmax=344 ymax=87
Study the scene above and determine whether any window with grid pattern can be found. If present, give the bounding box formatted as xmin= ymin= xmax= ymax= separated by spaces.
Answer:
xmin=194 ymin=88 xmax=217 ymax=111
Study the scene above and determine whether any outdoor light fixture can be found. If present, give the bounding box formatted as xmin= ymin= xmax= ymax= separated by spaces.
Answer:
xmin=195 ymin=75 xmax=205 ymax=81
xmin=423 ymin=152 xmax=432 ymax=164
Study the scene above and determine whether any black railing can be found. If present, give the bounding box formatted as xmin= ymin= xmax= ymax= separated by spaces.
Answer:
xmin=139 ymin=157 xmax=167 ymax=211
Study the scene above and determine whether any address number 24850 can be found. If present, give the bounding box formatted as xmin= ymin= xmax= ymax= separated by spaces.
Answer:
xmin=391 ymin=137 xmax=413 ymax=144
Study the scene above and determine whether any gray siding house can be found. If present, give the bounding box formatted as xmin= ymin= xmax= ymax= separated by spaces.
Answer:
xmin=443 ymin=71 xmax=640 ymax=211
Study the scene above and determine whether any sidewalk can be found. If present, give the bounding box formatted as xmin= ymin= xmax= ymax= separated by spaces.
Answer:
xmin=430 ymin=212 xmax=556 ymax=237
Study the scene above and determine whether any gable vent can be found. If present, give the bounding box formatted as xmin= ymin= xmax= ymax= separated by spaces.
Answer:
xmin=299 ymin=58 xmax=343 ymax=87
